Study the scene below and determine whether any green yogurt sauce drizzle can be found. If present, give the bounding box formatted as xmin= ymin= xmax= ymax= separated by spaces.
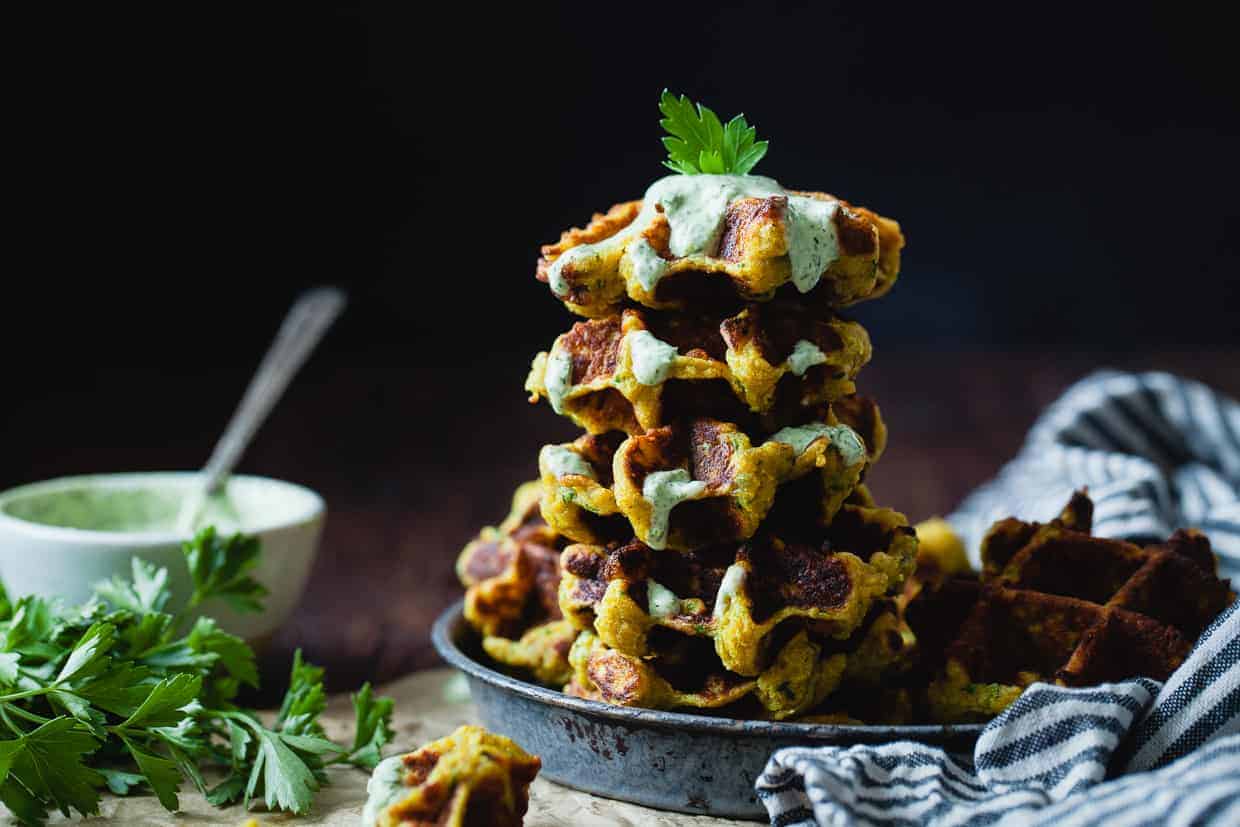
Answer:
xmin=548 ymin=174 xmax=843 ymax=298
xmin=540 ymin=445 xmax=597 ymax=480
xmin=647 ymin=580 xmax=683 ymax=618
xmin=544 ymin=347 xmax=574 ymax=414
xmin=640 ymin=469 xmax=707 ymax=550
xmin=785 ymin=339 xmax=829 ymax=377
xmin=766 ymin=422 xmax=866 ymax=464
xmin=713 ymin=563 xmax=747 ymax=620
xmin=627 ymin=330 xmax=679 ymax=386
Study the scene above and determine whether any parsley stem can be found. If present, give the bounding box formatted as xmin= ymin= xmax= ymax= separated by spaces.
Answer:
xmin=2 ymin=703 xmax=52 ymax=726
xmin=0 ymin=686 xmax=52 ymax=703
xmin=0 ymin=704 xmax=28 ymax=736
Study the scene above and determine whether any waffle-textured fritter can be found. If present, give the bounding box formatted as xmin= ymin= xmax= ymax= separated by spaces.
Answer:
xmin=912 ymin=493 xmax=1234 ymax=723
xmin=565 ymin=594 xmax=914 ymax=718
xmin=565 ymin=627 xmax=845 ymax=719
xmin=535 ymin=177 xmax=904 ymax=317
xmin=364 ymin=725 xmax=540 ymax=827
xmin=539 ymin=415 xmax=873 ymax=551
xmin=456 ymin=481 xmax=564 ymax=639
xmin=558 ymin=503 xmax=917 ymax=677
xmin=481 ymin=619 xmax=577 ymax=687
xmin=525 ymin=305 xmax=871 ymax=434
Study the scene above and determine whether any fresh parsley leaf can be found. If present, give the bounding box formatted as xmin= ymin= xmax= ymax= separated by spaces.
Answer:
xmin=186 ymin=616 xmax=258 ymax=688
xmin=182 ymin=527 xmax=269 ymax=612
xmin=659 ymin=89 xmax=769 ymax=176
xmin=0 ymin=652 xmax=20 ymax=685
xmin=340 ymin=682 xmax=395 ymax=769
xmin=46 ymin=690 xmax=105 ymax=734
xmin=276 ymin=650 xmax=327 ymax=737
xmin=71 ymin=661 xmax=155 ymax=718
xmin=120 ymin=673 xmax=202 ymax=729
xmin=257 ymin=729 xmax=321 ymax=814
xmin=0 ymin=774 xmax=49 ymax=826
xmin=2 ymin=717 xmax=103 ymax=819
xmin=228 ymin=719 xmax=251 ymax=769
xmin=97 ymin=768 xmax=146 ymax=796
xmin=56 ymin=623 xmax=116 ymax=684
xmin=119 ymin=735 xmax=182 ymax=811
xmin=3 ymin=598 xmax=55 ymax=653
xmin=161 ymin=740 xmax=208 ymax=797
xmin=243 ymin=739 xmax=265 ymax=808
xmin=93 ymin=559 xmax=169 ymax=615
xmin=117 ymin=611 xmax=174 ymax=657
xmin=204 ymin=772 xmax=246 ymax=807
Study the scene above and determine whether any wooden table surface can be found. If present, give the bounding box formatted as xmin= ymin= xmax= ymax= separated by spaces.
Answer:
xmin=6 ymin=351 xmax=1238 ymax=699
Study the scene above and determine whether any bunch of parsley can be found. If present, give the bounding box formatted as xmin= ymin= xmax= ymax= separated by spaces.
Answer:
xmin=0 ymin=528 xmax=393 ymax=825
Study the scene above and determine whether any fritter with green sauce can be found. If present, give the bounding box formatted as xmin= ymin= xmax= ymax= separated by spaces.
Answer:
xmin=363 ymin=725 xmax=540 ymax=827
xmin=539 ymin=412 xmax=877 ymax=552
xmin=558 ymin=502 xmax=916 ymax=678
xmin=535 ymin=175 xmax=904 ymax=318
xmin=525 ymin=304 xmax=871 ymax=435
xmin=565 ymin=596 xmax=914 ymax=719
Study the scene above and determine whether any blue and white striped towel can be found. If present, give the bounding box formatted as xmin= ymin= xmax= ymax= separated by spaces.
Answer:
xmin=950 ymin=370 xmax=1240 ymax=579
xmin=757 ymin=371 xmax=1240 ymax=826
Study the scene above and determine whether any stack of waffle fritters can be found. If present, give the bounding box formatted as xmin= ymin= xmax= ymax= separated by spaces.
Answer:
xmin=460 ymin=184 xmax=923 ymax=721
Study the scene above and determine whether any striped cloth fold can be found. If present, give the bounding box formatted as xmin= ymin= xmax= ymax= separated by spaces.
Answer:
xmin=757 ymin=371 xmax=1240 ymax=826
xmin=949 ymin=370 xmax=1240 ymax=580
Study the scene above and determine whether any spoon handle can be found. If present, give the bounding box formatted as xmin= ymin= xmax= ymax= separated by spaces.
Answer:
xmin=199 ymin=286 xmax=347 ymax=496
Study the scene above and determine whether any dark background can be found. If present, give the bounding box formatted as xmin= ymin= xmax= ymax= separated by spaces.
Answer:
xmin=5 ymin=2 xmax=1238 ymax=691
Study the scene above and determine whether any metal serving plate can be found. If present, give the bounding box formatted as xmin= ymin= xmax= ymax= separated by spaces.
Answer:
xmin=432 ymin=600 xmax=983 ymax=820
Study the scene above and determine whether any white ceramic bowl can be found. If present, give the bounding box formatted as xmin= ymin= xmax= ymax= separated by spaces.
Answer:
xmin=0 ymin=472 xmax=324 ymax=640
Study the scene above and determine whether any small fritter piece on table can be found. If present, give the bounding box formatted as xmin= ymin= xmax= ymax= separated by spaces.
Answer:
xmin=534 ymin=176 xmax=904 ymax=317
xmin=558 ymin=503 xmax=916 ymax=677
xmin=363 ymin=725 xmax=540 ymax=827
xmin=457 ymin=481 xmax=564 ymax=639
xmin=913 ymin=492 xmax=1234 ymax=723
xmin=482 ymin=619 xmax=577 ymax=687
xmin=539 ymin=415 xmax=872 ymax=552
xmin=525 ymin=305 xmax=871 ymax=434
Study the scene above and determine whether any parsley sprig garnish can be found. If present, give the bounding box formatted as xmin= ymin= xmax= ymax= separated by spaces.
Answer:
xmin=659 ymin=89 xmax=769 ymax=176
xmin=0 ymin=528 xmax=394 ymax=825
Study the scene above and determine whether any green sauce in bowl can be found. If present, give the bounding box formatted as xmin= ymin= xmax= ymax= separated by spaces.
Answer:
xmin=0 ymin=473 xmax=318 ymax=538
xmin=1 ymin=484 xmax=244 ymax=534
xmin=0 ymin=473 xmax=325 ymax=637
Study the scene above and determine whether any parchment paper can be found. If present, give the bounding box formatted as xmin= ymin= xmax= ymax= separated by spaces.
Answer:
xmin=4 ymin=668 xmax=744 ymax=826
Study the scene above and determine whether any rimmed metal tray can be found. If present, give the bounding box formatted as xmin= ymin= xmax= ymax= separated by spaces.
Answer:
xmin=432 ymin=600 xmax=982 ymax=820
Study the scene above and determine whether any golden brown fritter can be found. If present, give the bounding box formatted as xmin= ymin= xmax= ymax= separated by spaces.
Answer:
xmin=456 ymin=482 xmax=564 ymax=639
xmin=482 ymin=619 xmax=577 ymax=687
xmin=557 ymin=503 xmax=917 ymax=678
xmin=535 ymin=179 xmax=904 ymax=318
xmin=906 ymin=493 xmax=1234 ymax=723
xmin=566 ymin=627 xmax=846 ymax=719
xmin=525 ymin=305 xmax=871 ymax=435
xmin=538 ymin=415 xmax=873 ymax=552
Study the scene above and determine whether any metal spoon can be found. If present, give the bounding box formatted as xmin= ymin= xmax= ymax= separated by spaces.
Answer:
xmin=175 ymin=287 xmax=347 ymax=534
